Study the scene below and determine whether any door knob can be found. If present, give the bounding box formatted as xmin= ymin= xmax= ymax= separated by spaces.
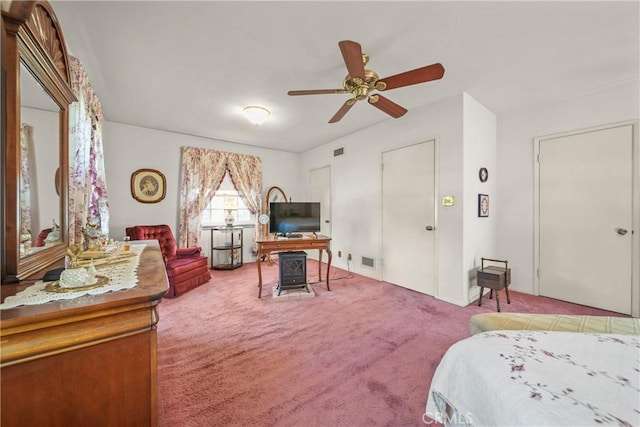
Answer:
xmin=425 ymin=226 xmax=434 ymax=231
xmin=616 ymin=228 xmax=628 ymax=236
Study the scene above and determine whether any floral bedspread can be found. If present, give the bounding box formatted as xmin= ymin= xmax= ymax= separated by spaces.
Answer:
xmin=425 ymin=330 xmax=640 ymax=426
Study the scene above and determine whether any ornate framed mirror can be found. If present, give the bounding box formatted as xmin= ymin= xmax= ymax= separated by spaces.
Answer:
xmin=265 ymin=186 xmax=288 ymax=209
xmin=2 ymin=1 xmax=77 ymax=281
xmin=262 ymin=186 xmax=287 ymax=235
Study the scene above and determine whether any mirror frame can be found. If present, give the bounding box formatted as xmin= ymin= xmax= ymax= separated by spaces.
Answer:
xmin=2 ymin=1 xmax=76 ymax=281
xmin=263 ymin=186 xmax=288 ymax=235
xmin=265 ymin=186 xmax=288 ymax=212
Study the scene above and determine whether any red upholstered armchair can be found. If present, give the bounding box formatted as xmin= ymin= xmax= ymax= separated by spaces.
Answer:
xmin=34 ymin=228 xmax=52 ymax=247
xmin=125 ymin=224 xmax=211 ymax=297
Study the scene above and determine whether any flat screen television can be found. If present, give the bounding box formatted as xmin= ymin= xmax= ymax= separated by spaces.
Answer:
xmin=269 ymin=202 xmax=321 ymax=235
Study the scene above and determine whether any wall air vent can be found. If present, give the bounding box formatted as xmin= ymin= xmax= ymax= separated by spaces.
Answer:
xmin=333 ymin=147 xmax=344 ymax=157
xmin=361 ymin=256 xmax=375 ymax=268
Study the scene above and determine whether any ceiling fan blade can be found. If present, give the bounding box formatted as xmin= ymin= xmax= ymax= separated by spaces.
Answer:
xmin=378 ymin=63 xmax=445 ymax=91
xmin=339 ymin=40 xmax=365 ymax=80
xmin=328 ymin=100 xmax=355 ymax=123
xmin=368 ymin=94 xmax=407 ymax=118
xmin=288 ymin=89 xmax=347 ymax=96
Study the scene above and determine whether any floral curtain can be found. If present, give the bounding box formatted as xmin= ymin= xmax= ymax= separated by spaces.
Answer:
xmin=68 ymin=55 xmax=109 ymax=244
xmin=226 ymin=153 xmax=263 ymax=251
xmin=178 ymin=148 xmax=262 ymax=248
xmin=19 ymin=124 xmax=33 ymax=240
xmin=178 ymin=147 xmax=228 ymax=247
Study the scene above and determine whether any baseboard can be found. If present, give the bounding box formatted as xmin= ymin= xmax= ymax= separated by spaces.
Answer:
xmin=434 ymin=295 xmax=469 ymax=307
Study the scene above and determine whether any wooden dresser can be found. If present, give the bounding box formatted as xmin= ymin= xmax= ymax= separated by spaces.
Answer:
xmin=0 ymin=242 xmax=168 ymax=426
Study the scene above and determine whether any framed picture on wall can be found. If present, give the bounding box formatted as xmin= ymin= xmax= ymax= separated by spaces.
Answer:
xmin=478 ymin=194 xmax=489 ymax=217
xmin=131 ymin=168 xmax=166 ymax=203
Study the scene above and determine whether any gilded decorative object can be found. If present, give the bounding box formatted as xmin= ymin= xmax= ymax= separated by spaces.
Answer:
xmin=78 ymin=251 xmax=109 ymax=259
xmin=60 ymin=243 xmax=90 ymax=288
xmin=45 ymin=275 xmax=109 ymax=293
xmin=66 ymin=244 xmax=84 ymax=268
xmin=77 ymin=251 xmax=136 ymax=268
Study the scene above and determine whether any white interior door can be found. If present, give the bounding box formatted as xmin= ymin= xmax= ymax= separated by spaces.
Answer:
xmin=382 ymin=140 xmax=436 ymax=295
xmin=310 ymin=166 xmax=331 ymax=237
xmin=538 ymin=124 xmax=633 ymax=314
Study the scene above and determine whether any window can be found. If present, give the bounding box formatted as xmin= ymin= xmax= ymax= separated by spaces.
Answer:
xmin=201 ymin=174 xmax=254 ymax=226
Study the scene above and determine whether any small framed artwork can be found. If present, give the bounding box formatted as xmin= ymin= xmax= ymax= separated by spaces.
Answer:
xmin=478 ymin=194 xmax=489 ymax=217
xmin=131 ymin=168 xmax=166 ymax=203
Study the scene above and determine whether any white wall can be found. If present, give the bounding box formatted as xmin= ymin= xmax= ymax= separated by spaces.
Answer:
xmin=301 ymin=94 xmax=477 ymax=305
xmin=99 ymin=80 xmax=638 ymax=310
xmin=498 ymin=79 xmax=639 ymax=295
xmin=462 ymin=94 xmax=497 ymax=303
xmin=103 ymin=121 xmax=301 ymax=244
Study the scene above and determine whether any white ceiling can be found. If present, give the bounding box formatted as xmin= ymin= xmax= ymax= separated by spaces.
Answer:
xmin=50 ymin=1 xmax=639 ymax=154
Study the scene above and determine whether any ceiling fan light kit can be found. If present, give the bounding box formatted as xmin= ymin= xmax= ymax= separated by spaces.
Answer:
xmin=242 ymin=106 xmax=270 ymax=125
xmin=288 ymin=40 xmax=445 ymax=123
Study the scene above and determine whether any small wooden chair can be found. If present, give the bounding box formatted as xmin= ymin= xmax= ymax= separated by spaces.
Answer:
xmin=477 ymin=258 xmax=511 ymax=312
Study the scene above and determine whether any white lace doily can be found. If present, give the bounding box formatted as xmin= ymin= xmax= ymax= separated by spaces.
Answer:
xmin=1 ymin=244 xmax=147 ymax=310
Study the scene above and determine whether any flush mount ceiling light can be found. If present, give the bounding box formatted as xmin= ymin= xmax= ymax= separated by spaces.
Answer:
xmin=242 ymin=106 xmax=270 ymax=125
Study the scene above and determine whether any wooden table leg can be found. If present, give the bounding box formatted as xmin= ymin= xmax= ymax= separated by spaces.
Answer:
xmin=325 ymin=248 xmax=332 ymax=291
xmin=317 ymin=249 xmax=323 ymax=281
xmin=256 ymin=250 xmax=263 ymax=298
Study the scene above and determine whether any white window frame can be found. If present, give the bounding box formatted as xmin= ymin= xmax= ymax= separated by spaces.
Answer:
xmin=201 ymin=174 xmax=254 ymax=227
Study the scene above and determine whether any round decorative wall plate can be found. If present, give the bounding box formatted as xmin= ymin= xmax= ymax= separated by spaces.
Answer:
xmin=479 ymin=167 xmax=488 ymax=183
xmin=258 ymin=214 xmax=270 ymax=225
xmin=131 ymin=168 xmax=166 ymax=203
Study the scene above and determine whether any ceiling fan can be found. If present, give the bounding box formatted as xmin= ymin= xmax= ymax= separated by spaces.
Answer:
xmin=288 ymin=40 xmax=445 ymax=123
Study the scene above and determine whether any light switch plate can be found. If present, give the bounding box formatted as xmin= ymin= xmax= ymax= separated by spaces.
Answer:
xmin=442 ymin=196 xmax=455 ymax=206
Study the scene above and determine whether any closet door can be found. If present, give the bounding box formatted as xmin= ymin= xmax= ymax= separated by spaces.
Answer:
xmin=307 ymin=166 xmax=331 ymax=263
xmin=382 ymin=140 xmax=436 ymax=295
xmin=538 ymin=124 xmax=633 ymax=314
xmin=310 ymin=166 xmax=331 ymax=237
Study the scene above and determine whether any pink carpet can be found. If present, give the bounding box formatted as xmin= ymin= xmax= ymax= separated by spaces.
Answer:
xmin=156 ymin=260 xmax=625 ymax=427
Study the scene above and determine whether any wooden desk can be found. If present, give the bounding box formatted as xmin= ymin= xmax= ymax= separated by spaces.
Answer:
xmin=0 ymin=241 xmax=168 ymax=427
xmin=256 ymin=234 xmax=332 ymax=298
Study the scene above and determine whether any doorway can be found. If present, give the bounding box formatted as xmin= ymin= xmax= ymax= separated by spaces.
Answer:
xmin=310 ymin=166 xmax=331 ymax=238
xmin=382 ymin=140 xmax=436 ymax=295
xmin=535 ymin=123 xmax=635 ymax=314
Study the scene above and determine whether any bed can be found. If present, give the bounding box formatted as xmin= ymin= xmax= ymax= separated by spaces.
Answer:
xmin=469 ymin=313 xmax=640 ymax=335
xmin=425 ymin=330 xmax=640 ymax=426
